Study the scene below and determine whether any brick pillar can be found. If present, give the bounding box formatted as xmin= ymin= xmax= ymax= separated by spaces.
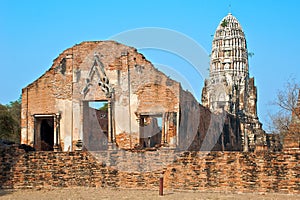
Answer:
xmin=107 ymin=99 xmax=116 ymax=149
xmin=53 ymin=113 xmax=61 ymax=151
xmin=21 ymin=88 xmax=29 ymax=144
xmin=76 ymin=101 xmax=84 ymax=151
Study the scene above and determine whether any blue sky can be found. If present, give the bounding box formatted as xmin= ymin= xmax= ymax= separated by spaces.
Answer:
xmin=1 ymin=0 xmax=300 ymax=129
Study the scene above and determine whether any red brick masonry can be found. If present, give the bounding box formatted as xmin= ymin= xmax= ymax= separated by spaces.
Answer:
xmin=0 ymin=145 xmax=299 ymax=194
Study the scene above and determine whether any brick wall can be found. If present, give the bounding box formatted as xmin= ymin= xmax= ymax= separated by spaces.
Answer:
xmin=0 ymin=145 xmax=299 ymax=193
xmin=21 ymin=41 xmax=183 ymax=151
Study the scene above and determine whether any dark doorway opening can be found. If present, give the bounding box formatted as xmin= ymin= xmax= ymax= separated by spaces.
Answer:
xmin=40 ymin=118 xmax=54 ymax=151
xmin=35 ymin=117 xmax=54 ymax=151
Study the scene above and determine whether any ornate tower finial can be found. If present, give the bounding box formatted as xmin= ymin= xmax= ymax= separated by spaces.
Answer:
xmin=202 ymin=13 xmax=252 ymax=115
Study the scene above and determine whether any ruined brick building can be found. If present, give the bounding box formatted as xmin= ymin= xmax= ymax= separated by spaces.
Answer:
xmin=21 ymin=13 xmax=278 ymax=152
xmin=2 ymin=13 xmax=297 ymax=194
xmin=202 ymin=13 xmax=268 ymax=152
xmin=20 ymin=40 xmax=238 ymax=152
xmin=21 ymin=41 xmax=180 ymax=151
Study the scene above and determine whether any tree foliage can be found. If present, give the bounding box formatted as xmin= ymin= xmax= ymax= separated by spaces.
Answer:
xmin=267 ymin=79 xmax=299 ymax=135
xmin=221 ymin=19 xmax=228 ymax=28
xmin=99 ymin=103 xmax=108 ymax=111
xmin=0 ymin=98 xmax=21 ymax=143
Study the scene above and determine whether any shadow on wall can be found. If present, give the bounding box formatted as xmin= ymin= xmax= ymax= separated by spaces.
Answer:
xmin=179 ymin=103 xmax=242 ymax=152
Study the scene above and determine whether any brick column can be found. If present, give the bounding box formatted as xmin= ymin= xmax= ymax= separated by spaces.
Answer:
xmin=107 ymin=99 xmax=116 ymax=149
xmin=53 ymin=113 xmax=61 ymax=152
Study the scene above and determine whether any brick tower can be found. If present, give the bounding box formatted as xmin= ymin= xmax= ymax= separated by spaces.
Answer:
xmin=201 ymin=13 xmax=264 ymax=151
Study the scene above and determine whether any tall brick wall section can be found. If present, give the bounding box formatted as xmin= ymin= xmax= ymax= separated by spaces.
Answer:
xmin=1 ymin=145 xmax=299 ymax=193
xmin=21 ymin=41 xmax=182 ymax=150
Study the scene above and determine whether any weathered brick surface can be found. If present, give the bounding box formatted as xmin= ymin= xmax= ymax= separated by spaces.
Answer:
xmin=115 ymin=132 xmax=139 ymax=149
xmin=164 ymin=151 xmax=299 ymax=193
xmin=0 ymin=145 xmax=299 ymax=193
xmin=0 ymin=145 xmax=25 ymax=188
xmin=21 ymin=41 xmax=182 ymax=151
xmin=21 ymin=40 xmax=283 ymax=152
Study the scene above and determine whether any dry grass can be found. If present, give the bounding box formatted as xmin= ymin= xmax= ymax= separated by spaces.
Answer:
xmin=0 ymin=187 xmax=299 ymax=200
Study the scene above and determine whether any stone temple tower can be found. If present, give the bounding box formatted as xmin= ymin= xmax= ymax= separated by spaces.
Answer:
xmin=202 ymin=13 xmax=264 ymax=151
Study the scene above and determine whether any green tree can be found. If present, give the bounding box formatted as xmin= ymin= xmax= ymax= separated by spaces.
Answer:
xmin=99 ymin=103 xmax=108 ymax=111
xmin=0 ymin=104 xmax=14 ymax=140
xmin=0 ymin=98 xmax=21 ymax=143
